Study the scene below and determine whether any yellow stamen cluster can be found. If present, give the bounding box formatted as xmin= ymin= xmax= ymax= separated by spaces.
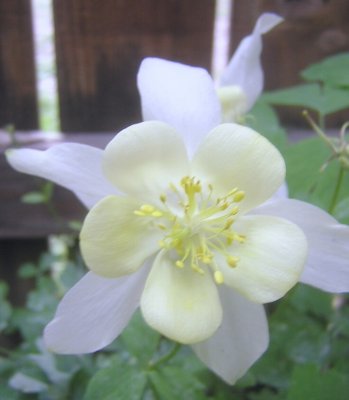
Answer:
xmin=134 ymin=204 xmax=163 ymax=218
xmin=134 ymin=176 xmax=247 ymax=286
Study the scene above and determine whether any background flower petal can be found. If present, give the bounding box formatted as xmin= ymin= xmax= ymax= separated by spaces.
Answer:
xmin=141 ymin=251 xmax=222 ymax=344
xmin=272 ymin=182 xmax=289 ymax=199
xmin=220 ymin=215 xmax=307 ymax=303
xmin=192 ymin=286 xmax=268 ymax=384
xmin=192 ymin=123 xmax=285 ymax=212
xmin=6 ymin=143 xmax=116 ymax=209
xmin=254 ymin=199 xmax=349 ymax=292
xmin=80 ymin=195 xmax=161 ymax=278
xmin=44 ymin=267 xmax=149 ymax=354
xmin=137 ymin=57 xmax=221 ymax=156
xmin=220 ymin=13 xmax=283 ymax=111
xmin=103 ymin=121 xmax=190 ymax=202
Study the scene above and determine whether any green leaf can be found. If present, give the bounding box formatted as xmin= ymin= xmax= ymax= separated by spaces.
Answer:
xmin=301 ymin=52 xmax=349 ymax=87
xmin=248 ymin=101 xmax=287 ymax=149
xmin=262 ymin=84 xmax=349 ymax=115
xmin=287 ymin=364 xmax=349 ymax=400
xmin=42 ymin=182 xmax=54 ymax=200
xmin=120 ymin=310 xmax=160 ymax=366
xmin=84 ymin=359 xmax=147 ymax=400
xmin=283 ymin=137 xmax=349 ymax=209
xmin=68 ymin=220 xmax=83 ymax=231
xmin=17 ymin=263 xmax=39 ymax=279
xmin=249 ymin=388 xmax=287 ymax=400
xmin=288 ymin=285 xmax=332 ymax=319
xmin=0 ymin=281 xmax=12 ymax=331
xmin=0 ymin=384 xmax=21 ymax=400
xmin=250 ymin=285 xmax=335 ymax=390
xmin=333 ymin=197 xmax=349 ymax=224
xmin=148 ymin=366 xmax=206 ymax=400
xmin=21 ymin=191 xmax=46 ymax=204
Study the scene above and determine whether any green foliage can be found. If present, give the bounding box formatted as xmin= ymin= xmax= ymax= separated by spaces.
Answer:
xmin=287 ymin=364 xmax=349 ymax=400
xmin=333 ymin=197 xmax=349 ymax=224
xmin=84 ymin=358 xmax=147 ymax=400
xmin=0 ymin=282 xmax=12 ymax=331
xmin=21 ymin=182 xmax=54 ymax=205
xmin=262 ymin=84 xmax=349 ymax=116
xmin=301 ymin=52 xmax=349 ymax=88
xmin=283 ymin=137 xmax=349 ymax=211
xmin=248 ymin=102 xmax=287 ymax=149
xmin=261 ymin=51 xmax=349 ymax=120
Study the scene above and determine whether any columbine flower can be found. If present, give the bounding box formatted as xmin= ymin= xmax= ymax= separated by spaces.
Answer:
xmin=7 ymin=56 xmax=349 ymax=384
xmin=217 ymin=13 xmax=283 ymax=122
xmin=78 ymin=118 xmax=307 ymax=344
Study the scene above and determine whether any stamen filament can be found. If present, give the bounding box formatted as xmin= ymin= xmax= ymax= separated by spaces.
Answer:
xmin=134 ymin=176 xmax=246 ymax=285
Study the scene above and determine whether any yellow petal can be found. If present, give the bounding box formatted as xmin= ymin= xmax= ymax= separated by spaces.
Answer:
xmin=103 ymin=121 xmax=190 ymax=202
xmin=220 ymin=215 xmax=307 ymax=303
xmin=141 ymin=251 xmax=222 ymax=344
xmin=192 ymin=123 xmax=286 ymax=213
xmin=80 ymin=195 xmax=161 ymax=278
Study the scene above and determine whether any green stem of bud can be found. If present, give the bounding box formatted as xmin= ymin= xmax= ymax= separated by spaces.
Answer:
xmin=328 ymin=166 xmax=345 ymax=215
xmin=302 ymin=110 xmax=333 ymax=150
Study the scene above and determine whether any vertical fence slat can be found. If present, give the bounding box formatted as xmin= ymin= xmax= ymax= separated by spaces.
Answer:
xmin=0 ymin=1 xmax=43 ymax=306
xmin=0 ymin=0 xmax=38 ymax=129
xmin=53 ymin=0 xmax=216 ymax=132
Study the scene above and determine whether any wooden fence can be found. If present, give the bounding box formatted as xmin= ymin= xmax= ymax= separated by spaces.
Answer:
xmin=1 ymin=0 xmax=349 ymax=297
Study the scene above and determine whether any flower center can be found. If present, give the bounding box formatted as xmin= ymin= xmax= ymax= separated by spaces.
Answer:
xmin=134 ymin=176 xmax=246 ymax=285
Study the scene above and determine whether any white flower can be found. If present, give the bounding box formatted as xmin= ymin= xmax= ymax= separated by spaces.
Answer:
xmin=6 ymin=57 xmax=349 ymax=385
xmin=217 ymin=13 xmax=283 ymax=122
xmin=79 ymin=119 xmax=307 ymax=337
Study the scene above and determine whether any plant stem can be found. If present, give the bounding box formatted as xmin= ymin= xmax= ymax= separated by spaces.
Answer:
xmin=148 ymin=342 xmax=181 ymax=370
xmin=328 ymin=166 xmax=345 ymax=215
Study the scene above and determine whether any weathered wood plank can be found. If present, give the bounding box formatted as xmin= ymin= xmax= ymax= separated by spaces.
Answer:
xmin=53 ymin=0 xmax=216 ymax=132
xmin=0 ymin=0 xmax=38 ymax=129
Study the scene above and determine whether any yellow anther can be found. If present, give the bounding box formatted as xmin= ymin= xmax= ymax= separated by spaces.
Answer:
xmin=227 ymin=256 xmax=239 ymax=268
xmin=136 ymin=175 xmax=247 ymax=285
xmin=180 ymin=176 xmax=190 ymax=186
xmin=170 ymin=183 xmax=178 ymax=192
xmin=175 ymin=260 xmax=184 ymax=268
xmin=235 ymin=234 xmax=246 ymax=243
xmin=134 ymin=210 xmax=146 ymax=216
xmin=158 ymin=240 xmax=167 ymax=248
xmin=214 ymin=271 xmax=224 ymax=285
xmin=224 ymin=218 xmax=234 ymax=230
xmin=233 ymin=191 xmax=245 ymax=202
xmin=157 ymin=224 xmax=167 ymax=230
xmin=202 ymin=255 xmax=213 ymax=264
xmin=140 ymin=204 xmax=155 ymax=213
xmin=151 ymin=211 xmax=163 ymax=217
xmin=220 ymin=202 xmax=229 ymax=210
xmin=230 ymin=206 xmax=239 ymax=215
